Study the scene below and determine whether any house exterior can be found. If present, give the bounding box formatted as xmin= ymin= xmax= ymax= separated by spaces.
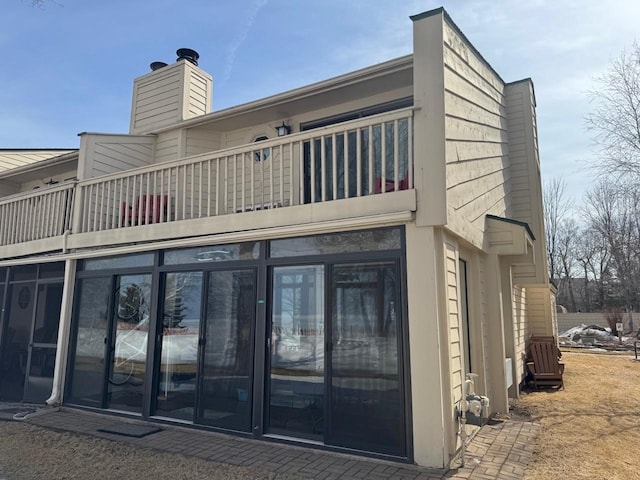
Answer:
xmin=0 ymin=8 xmax=555 ymax=470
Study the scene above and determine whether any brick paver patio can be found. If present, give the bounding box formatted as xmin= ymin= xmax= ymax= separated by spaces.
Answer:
xmin=0 ymin=404 xmax=538 ymax=479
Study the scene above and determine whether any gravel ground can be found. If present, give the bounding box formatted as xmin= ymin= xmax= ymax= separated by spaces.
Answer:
xmin=0 ymin=421 xmax=301 ymax=480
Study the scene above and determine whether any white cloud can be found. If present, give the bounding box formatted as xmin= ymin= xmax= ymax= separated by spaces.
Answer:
xmin=222 ymin=0 xmax=269 ymax=83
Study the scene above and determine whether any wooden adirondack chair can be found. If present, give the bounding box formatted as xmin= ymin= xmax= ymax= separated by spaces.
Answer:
xmin=526 ymin=340 xmax=565 ymax=389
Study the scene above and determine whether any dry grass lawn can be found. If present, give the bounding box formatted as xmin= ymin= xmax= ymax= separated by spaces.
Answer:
xmin=515 ymin=351 xmax=640 ymax=480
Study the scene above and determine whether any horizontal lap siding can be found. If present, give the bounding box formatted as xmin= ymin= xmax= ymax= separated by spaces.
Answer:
xmin=443 ymin=22 xmax=509 ymax=240
xmin=187 ymin=70 xmax=209 ymax=117
xmin=512 ymin=285 xmax=527 ymax=385
xmin=185 ymin=129 xmax=222 ymax=157
xmin=132 ymin=71 xmax=182 ymax=133
xmin=0 ymin=151 xmax=74 ymax=173
xmin=445 ymin=240 xmax=463 ymax=406
xmin=507 ymin=82 xmax=547 ymax=285
xmin=155 ymin=132 xmax=180 ymax=163
xmin=526 ymin=286 xmax=554 ymax=336
xmin=479 ymin=255 xmax=491 ymax=393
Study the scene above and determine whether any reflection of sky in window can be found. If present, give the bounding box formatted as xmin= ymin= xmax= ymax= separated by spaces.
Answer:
xmin=164 ymin=242 xmax=259 ymax=265
xmin=270 ymin=228 xmax=401 ymax=258
xmin=84 ymin=253 xmax=154 ymax=270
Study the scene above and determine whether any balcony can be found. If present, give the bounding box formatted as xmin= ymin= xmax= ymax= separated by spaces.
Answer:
xmin=0 ymin=182 xmax=75 ymax=253
xmin=0 ymin=108 xmax=415 ymax=256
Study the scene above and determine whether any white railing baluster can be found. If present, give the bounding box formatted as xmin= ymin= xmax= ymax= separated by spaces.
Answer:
xmin=320 ymin=136 xmax=326 ymax=202
xmin=181 ymin=166 xmax=186 ymax=221
xmin=408 ymin=116 xmax=413 ymax=189
xmin=356 ymin=128 xmax=362 ymax=197
xmin=368 ymin=125 xmax=374 ymax=194
xmin=0 ymin=108 xmax=414 ymax=247
xmin=381 ymin=123 xmax=386 ymax=192
xmin=296 ymin=141 xmax=302 ymax=207
xmin=332 ymin=134 xmax=337 ymax=200
xmin=241 ymin=153 xmax=246 ymax=212
xmin=310 ymin=139 xmax=316 ymax=203
xmin=344 ymin=132 xmax=349 ymax=198
xmin=394 ymin=119 xmax=399 ymax=191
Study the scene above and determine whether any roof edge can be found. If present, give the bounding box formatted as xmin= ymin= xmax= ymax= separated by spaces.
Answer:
xmin=486 ymin=214 xmax=536 ymax=241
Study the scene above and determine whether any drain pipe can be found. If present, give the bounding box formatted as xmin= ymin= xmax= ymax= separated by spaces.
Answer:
xmin=46 ymin=258 xmax=77 ymax=407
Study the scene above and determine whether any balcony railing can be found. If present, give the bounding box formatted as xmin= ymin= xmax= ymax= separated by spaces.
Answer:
xmin=74 ymin=108 xmax=413 ymax=234
xmin=0 ymin=182 xmax=75 ymax=246
xmin=0 ymin=108 xmax=413 ymax=251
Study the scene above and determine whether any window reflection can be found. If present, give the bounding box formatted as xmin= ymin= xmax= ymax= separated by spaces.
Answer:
xmin=270 ymin=228 xmax=400 ymax=258
xmin=330 ymin=262 xmax=404 ymax=456
xmin=199 ymin=270 xmax=255 ymax=431
xmin=269 ymin=265 xmax=324 ymax=439
xmin=156 ymin=272 xmax=202 ymax=421
xmin=164 ymin=242 xmax=260 ymax=265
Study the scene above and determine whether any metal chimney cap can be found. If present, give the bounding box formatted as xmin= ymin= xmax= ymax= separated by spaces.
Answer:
xmin=176 ymin=48 xmax=199 ymax=66
xmin=150 ymin=61 xmax=168 ymax=71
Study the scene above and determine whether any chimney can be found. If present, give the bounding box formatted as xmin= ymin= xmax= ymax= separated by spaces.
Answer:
xmin=129 ymin=48 xmax=213 ymax=135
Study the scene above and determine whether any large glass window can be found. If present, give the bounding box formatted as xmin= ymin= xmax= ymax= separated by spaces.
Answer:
xmin=0 ymin=283 xmax=35 ymax=400
xmin=83 ymin=253 xmax=154 ymax=271
xmin=268 ymin=265 xmax=325 ymax=439
xmin=67 ymin=277 xmax=111 ymax=407
xmin=155 ymin=272 xmax=203 ymax=420
xmin=106 ymin=274 xmax=152 ymax=413
xmin=164 ymin=242 xmax=259 ymax=265
xmin=270 ymin=229 xmax=401 ymax=258
xmin=329 ymin=262 xmax=405 ymax=456
xmin=198 ymin=270 xmax=256 ymax=431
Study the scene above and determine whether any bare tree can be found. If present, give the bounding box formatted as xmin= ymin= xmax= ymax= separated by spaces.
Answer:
xmin=583 ymin=180 xmax=640 ymax=331
xmin=586 ymin=42 xmax=640 ymax=179
xmin=556 ymin=218 xmax=579 ymax=312
xmin=543 ymin=178 xmax=573 ymax=283
xmin=575 ymin=225 xmax=611 ymax=311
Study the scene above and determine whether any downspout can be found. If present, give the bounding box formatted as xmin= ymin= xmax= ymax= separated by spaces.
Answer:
xmin=46 ymin=258 xmax=77 ymax=406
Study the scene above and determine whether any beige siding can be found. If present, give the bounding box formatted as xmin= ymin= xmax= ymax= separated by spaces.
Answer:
xmin=445 ymin=239 xmax=463 ymax=405
xmin=79 ymin=134 xmax=155 ymax=180
xmin=131 ymin=69 xmax=182 ymax=134
xmin=478 ymin=255 xmax=491 ymax=394
xmin=524 ymin=286 xmax=549 ymax=336
xmin=92 ymin=138 xmax=155 ymax=177
xmin=512 ymin=285 xmax=527 ymax=386
xmin=506 ymin=81 xmax=548 ymax=285
xmin=154 ymin=131 xmax=180 ymax=163
xmin=0 ymin=150 xmax=74 ymax=173
xmin=186 ymin=69 xmax=211 ymax=117
xmin=443 ymin=21 xmax=509 ymax=247
xmin=185 ymin=129 xmax=222 ymax=157
xmin=130 ymin=61 xmax=212 ymax=135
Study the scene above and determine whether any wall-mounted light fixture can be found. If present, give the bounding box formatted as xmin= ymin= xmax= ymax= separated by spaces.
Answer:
xmin=274 ymin=122 xmax=291 ymax=137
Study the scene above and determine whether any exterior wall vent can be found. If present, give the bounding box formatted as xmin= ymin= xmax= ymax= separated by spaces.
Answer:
xmin=176 ymin=48 xmax=199 ymax=66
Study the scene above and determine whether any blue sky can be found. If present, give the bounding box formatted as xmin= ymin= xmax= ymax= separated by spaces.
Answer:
xmin=1 ymin=0 xmax=639 ymax=204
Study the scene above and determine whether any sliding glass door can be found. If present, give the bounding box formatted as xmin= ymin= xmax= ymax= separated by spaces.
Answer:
xmin=266 ymin=260 xmax=405 ymax=456
xmin=106 ymin=274 xmax=152 ymax=413
xmin=197 ymin=269 xmax=256 ymax=431
xmin=155 ymin=272 xmax=203 ymax=421
xmin=328 ymin=262 xmax=405 ymax=456
xmin=268 ymin=265 xmax=324 ymax=439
